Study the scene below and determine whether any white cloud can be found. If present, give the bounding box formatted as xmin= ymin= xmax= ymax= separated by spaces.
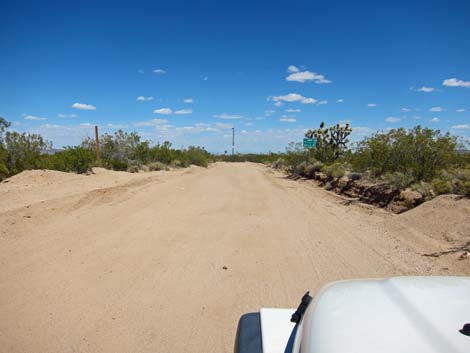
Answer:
xmin=213 ymin=113 xmax=243 ymax=120
xmin=456 ymin=108 xmax=465 ymax=112
xmin=107 ymin=123 xmax=128 ymax=129
xmin=245 ymin=122 xmax=253 ymax=126
xmin=79 ymin=123 xmax=94 ymax=127
xmin=153 ymin=69 xmax=166 ymax=74
xmin=336 ymin=99 xmax=344 ymax=103
xmin=274 ymin=101 xmax=283 ymax=107
xmin=57 ymin=113 xmax=77 ymax=118
xmin=152 ymin=118 xmax=170 ymax=124
xmin=72 ymin=102 xmax=96 ymax=110
xmin=279 ymin=116 xmax=296 ymax=122
xmin=415 ymin=86 xmax=435 ymax=92
xmin=24 ymin=114 xmax=47 ymax=121
xmin=255 ymin=117 xmax=265 ymax=120
xmin=452 ymin=124 xmax=470 ymax=129
xmin=429 ymin=106 xmax=443 ymax=112
xmin=413 ymin=115 xmax=422 ymax=120
xmin=137 ymin=69 xmax=144 ymax=74
xmin=429 ymin=117 xmax=440 ymax=123
xmin=153 ymin=108 xmax=172 ymax=115
xmin=287 ymin=65 xmax=299 ymax=73
xmin=264 ymin=110 xmax=275 ymax=116
xmin=174 ymin=109 xmax=192 ymax=115
xmin=214 ymin=122 xmax=233 ymax=129
xmin=301 ymin=98 xmax=317 ymax=104
xmin=316 ymin=100 xmax=328 ymax=106
xmin=286 ymin=70 xmax=331 ymax=84
xmin=285 ymin=109 xmax=301 ymax=113
xmin=350 ymin=126 xmax=375 ymax=138
xmin=367 ymin=103 xmax=377 ymax=107
xmin=268 ymin=93 xmax=316 ymax=105
xmin=134 ymin=118 xmax=169 ymax=127
xmin=183 ymin=98 xmax=193 ymax=103
xmin=386 ymin=116 xmax=400 ymax=123
xmin=136 ymin=96 xmax=155 ymax=101
xmin=401 ymin=107 xmax=411 ymax=112
xmin=443 ymin=78 xmax=470 ymax=88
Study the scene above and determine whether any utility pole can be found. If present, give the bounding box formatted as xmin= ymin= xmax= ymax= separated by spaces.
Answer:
xmin=94 ymin=125 xmax=100 ymax=162
xmin=232 ymin=127 xmax=235 ymax=155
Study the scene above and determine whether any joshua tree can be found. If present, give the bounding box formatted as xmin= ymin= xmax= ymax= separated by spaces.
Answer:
xmin=305 ymin=122 xmax=352 ymax=162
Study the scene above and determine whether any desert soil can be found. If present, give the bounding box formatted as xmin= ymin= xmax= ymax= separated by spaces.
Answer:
xmin=1 ymin=162 xmax=469 ymax=353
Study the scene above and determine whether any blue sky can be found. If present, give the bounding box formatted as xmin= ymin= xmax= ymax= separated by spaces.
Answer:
xmin=1 ymin=0 xmax=469 ymax=153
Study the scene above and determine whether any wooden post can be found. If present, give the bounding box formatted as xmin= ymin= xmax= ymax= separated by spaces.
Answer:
xmin=94 ymin=125 xmax=100 ymax=161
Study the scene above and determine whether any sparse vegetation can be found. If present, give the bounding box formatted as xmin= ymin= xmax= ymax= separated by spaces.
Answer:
xmin=277 ymin=123 xmax=470 ymax=212
xmin=1 ymin=114 xmax=469 ymax=211
xmin=0 ymin=118 xmax=213 ymax=181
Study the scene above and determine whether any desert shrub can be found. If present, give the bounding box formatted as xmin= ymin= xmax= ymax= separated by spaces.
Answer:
xmin=271 ymin=158 xmax=285 ymax=169
xmin=304 ymin=163 xmax=317 ymax=178
xmin=461 ymin=181 xmax=470 ymax=197
xmin=127 ymin=165 xmax=140 ymax=173
xmin=383 ymin=172 xmax=414 ymax=191
xmin=322 ymin=163 xmax=346 ymax=179
xmin=0 ymin=162 xmax=8 ymax=180
xmin=351 ymin=126 xmax=458 ymax=181
xmin=348 ymin=172 xmax=362 ymax=181
xmin=284 ymin=142 xmax=307 ymax=172
xmin=43 ymin=147 xmax=95 ymax=174
xmin=107 ymin=159 xmax=128 ymax=171
xmin=311 ymin=161 xmax=324 ymax=173
xmin=170 ymin=159 xmax=182 ymax=168
xmin=3 ymin=131 xmax=51 ymax=175
xmin=294 ymin=161 xmax=307 ymax=175
xmin=148 ymin=161 xmax=168 ymax=171
xmin=454 ymin=169 xmax=470 ymax=182
xmin=86 ymin=130 xmax=149 ymax=165
xmin=186 ymin=146 xmax=211 ymax=167
xmin=431 ymin=179 xmax=452 ymax=195
xmin=411 ymin=181 xmax=433 ymax=200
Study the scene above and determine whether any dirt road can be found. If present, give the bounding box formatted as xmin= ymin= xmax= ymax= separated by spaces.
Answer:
xmin=1 ymin=163 xmax=468 ymax=353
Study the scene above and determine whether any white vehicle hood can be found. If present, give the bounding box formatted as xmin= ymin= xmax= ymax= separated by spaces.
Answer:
xmin=294 ymin=276 xmax=470 ymax=353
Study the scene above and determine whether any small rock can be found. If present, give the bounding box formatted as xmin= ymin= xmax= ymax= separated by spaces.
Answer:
xmin=222 ymin=266 xmax=228 ymax=270
xmin=460 ymin=251 xmax=469 ymax=260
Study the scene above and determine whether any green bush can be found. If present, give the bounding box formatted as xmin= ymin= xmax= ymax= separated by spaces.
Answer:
xmin=4 ymin=131 xmax=50 ymax=174
xmin=148 ymin=162 xmax=168 ymax=171
xmin=432 ymin=179 xmax=452 ymax=195
xmin=271 ymin=158 xmax=286 ymax=169
xmin=461 ymin=181 xmax=470 ymax=197
xmin=127 ymin=165 xmax=140 ymax=173
xmin=0 ymin=162 xmax=8 ymax=180
xmin=44 ymin=147 xmax=95 ymax=174
xmin=383 ymin=172 xmax=414 ymax=191
xmin=311 ymin=161 xmax=324 ymax=172
xmin=186 ymin=146 xmax=211 ymax=167
xmin=294 ymin=161 xmax=307 ymax=175
xmin=322 ymin=163 xmax=346 ymax=179
xmin=351 ymin=126 xmax=458 ymax=181
xmin=170 ymin=159 xmax=182 ymax=168
xmin=304 ymin=163 xmax=317 ymax=178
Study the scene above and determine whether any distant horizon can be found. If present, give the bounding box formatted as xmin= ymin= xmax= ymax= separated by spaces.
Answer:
xmin=1 ymin=1 xmax=469 ymax=153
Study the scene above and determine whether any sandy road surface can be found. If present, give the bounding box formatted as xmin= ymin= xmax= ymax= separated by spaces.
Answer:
xmin=1 ymin=163 xmax=469 ymax=353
